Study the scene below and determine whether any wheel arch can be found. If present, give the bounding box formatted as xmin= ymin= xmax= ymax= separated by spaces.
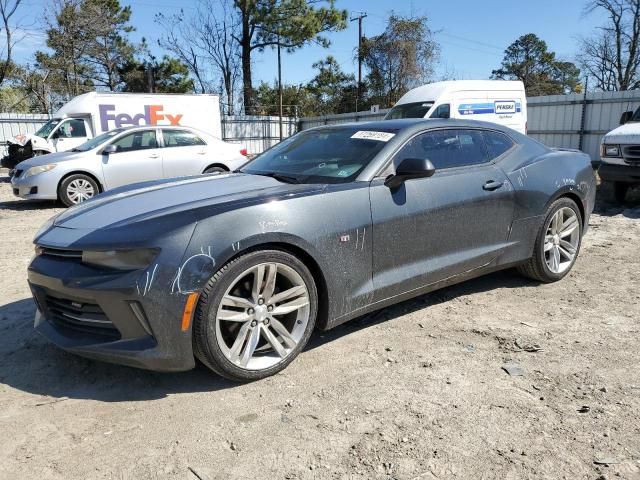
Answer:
xmin=547 ymin=188 xmax=586 ymax=229
xmin=202 ymin=163 xmax=229 ymax=174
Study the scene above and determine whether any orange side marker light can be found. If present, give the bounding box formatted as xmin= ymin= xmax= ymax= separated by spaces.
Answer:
xmin=181 ymin=292 xmax=199 ymax=331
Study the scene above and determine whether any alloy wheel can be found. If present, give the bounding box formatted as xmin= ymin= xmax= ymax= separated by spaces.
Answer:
xmin=66 ymin=178 xmax=95 ymax=204
xmin=543 ymin=207 xmax=580 ymax=274
xmin=214 ymin=262 xmax=310 ymax=370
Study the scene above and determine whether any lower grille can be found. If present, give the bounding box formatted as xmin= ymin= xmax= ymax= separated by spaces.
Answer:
xmin=45 ymin=295 xmax=119 ymax=338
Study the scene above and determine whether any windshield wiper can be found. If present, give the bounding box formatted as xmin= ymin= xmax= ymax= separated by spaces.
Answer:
xmin=253 ymin=172 xmax=301 ymax=184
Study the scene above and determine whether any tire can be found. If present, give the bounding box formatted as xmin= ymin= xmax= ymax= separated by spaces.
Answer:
xmin=203 ymin=166 xmax=227 ymax=175
xmin=58 ymin=174 xmax=99 ymax=207
xmin=517 ymin=197 xmax=583 ymax=283
xmin=613 ymin=182 xmax=629 ymax=203
xmin=193 ymin=249 xmax=318 ymax=381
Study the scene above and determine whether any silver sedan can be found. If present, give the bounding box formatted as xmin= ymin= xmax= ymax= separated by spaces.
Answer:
xmin=11 ymin=125 xmax=248 ymax=206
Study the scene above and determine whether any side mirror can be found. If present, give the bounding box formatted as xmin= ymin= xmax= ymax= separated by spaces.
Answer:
xmin=102 ymin=144 xmax=117 ymax=154
xmin=620 ymin=111 xmax=633 ymax=125
xmin=385 ymin=157 xmax=436 ymax=189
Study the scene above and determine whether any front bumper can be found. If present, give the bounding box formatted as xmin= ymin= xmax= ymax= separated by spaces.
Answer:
xmin=11 ymin=174 xmax=58 ymax=200
xmin=598 ymin=162 xmax=640 ymax=184
xmin=28 ymin=251 xmax=196 ymax=372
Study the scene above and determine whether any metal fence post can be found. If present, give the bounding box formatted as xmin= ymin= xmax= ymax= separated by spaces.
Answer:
xmin=578 ymin=81 xmax=588 ymax=151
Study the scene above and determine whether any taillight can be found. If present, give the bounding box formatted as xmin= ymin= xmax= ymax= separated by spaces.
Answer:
xmin=240 ymin=148 xmax=248 ymax=157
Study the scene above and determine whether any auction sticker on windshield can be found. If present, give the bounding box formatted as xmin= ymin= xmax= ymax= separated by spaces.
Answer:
xmin=351 ymin=131 xmax=396 ymax=142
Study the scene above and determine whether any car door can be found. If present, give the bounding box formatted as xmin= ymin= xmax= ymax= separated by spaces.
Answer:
xmin=100 ymin=129 xmax=163 ymax=189
xmin=369 ymin=128 xmax=515 ymax=300
xmin=160 ymin=129 xmax=208 ymax=178
xmin=51 ymin=118 xmax=90 ymax=152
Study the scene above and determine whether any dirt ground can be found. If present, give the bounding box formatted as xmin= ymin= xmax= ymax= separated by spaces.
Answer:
xmin=0 ymin=171 xmax=639 ymax=480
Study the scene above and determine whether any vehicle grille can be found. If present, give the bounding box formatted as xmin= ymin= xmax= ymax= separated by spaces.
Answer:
xmin=45 ymin=294 xmax=119 ymax=338
xmin=622 ymin=145 xmax=640 ymax=164
xmin=39 ymin=247 xmax=83 ymax=259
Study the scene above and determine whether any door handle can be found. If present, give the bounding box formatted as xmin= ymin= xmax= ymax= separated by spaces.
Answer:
xmin=197 ymin=150 xmax=207 ymax=155
xmin=483 ymin=180 xmax=504 ymax=191
xmin=149 ymin=153 xmax=159 ymax=159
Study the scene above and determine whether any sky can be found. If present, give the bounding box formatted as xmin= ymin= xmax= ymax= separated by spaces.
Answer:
xmin=11 ymin=0 xmax=610 ymax=85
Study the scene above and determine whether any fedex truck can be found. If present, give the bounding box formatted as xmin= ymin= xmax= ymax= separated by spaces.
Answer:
xmin=2 ymin=92 xmax=222 ymax=168
xmin=385 ymin=80 xmax=527 ymax=134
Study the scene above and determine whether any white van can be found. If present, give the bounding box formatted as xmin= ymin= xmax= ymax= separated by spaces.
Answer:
xmin=3 ymin=92 xmax=222 ymax=168
xmin=385 ymin=80 xmax=527 ymax=134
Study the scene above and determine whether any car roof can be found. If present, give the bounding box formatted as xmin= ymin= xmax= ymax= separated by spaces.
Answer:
xmin=106 ymin=124 xmax=217 ymax=140
xmin=309 ymin=118 xmax=520 ymax=136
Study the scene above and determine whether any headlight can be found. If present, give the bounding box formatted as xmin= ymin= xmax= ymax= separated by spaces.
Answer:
xmin=602 ymin=144 xmax=620 ymax=157
xmin=82 ymin=249 xmax=159 ymax=270
xmin=24 ymin=164 xmax=57 ymax=178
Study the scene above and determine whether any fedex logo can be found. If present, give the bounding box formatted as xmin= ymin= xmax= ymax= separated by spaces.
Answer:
xmin=99 ymin=104 xmax=183 ymax=131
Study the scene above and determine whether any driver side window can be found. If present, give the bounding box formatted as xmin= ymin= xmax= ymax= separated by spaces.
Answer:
xmin=394 ymin=129 xmax=489 ymax=170
xmin=54 ymin=119 xmax=87 ymax=138
xmin=430 ymin=104 xmax=450 ymax=119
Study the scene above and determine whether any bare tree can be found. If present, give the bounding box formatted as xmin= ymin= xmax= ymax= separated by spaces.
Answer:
xmin=155 ymin=8 xmax=208 ymax=94
xmin=579 ymin=0 xmax=640 ymax=90
xmin=193 ymin=0 xmax=241 ymax=114
xmin=0 ymin=0 xmax=24 ymax=86
xmin=155 ymin=0 xmax=241 ymax=114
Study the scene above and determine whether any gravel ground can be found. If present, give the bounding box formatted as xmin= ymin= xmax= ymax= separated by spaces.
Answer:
xmin=0 ymin=172 xmax=639 ymax=480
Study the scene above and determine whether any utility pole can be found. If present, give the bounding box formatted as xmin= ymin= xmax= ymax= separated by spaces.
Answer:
xmin=277 ymin=31 xmax=283 ymax=141
xmin=350 ymin=11 xmax=367 ymax=112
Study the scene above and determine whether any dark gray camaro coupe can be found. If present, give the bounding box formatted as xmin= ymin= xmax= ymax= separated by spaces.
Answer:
xmin=28 ymin=119 xmax=596 ymax=381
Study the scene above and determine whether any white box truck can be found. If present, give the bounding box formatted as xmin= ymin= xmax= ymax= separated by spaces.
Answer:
xmin=2 ymin=92 xmax=222 ymax=168
xmin=384 ymin=80 xmax=527 ymax=134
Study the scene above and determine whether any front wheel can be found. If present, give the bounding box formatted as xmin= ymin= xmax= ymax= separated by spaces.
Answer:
xmin=193 ymin=250 xmax=318 ymax=381
xmin=58 ymin=174 xmax=99 ymax=207
xmin=517 ymin=197 xmax=582 ymax=283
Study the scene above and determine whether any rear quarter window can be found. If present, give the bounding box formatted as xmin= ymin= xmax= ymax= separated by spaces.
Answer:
xmin=483 ymin=131 xmax=515 ymax=160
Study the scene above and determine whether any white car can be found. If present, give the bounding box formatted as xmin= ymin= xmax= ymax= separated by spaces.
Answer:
xmin=10 ymin=126 xmax=248 ymax=206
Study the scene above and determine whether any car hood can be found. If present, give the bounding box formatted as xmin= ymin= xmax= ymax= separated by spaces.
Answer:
xmin=602 ymin=122 xmax=640 ymax=144
xmin=16 ymin=150 xmax=86 ymax=169
xmin=50 ymin=173 xmax=326 ymax=231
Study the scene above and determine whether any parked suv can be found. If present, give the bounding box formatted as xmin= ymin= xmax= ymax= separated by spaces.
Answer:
xmin=10 ymin=125 xmax=247 ymax=206
xmin=599 ymin=106 xmax=640 ymax=202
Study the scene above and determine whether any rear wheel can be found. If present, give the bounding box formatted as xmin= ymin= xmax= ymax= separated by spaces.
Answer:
xmin=203 ymin=166 xmax=227 ymax=175
xmin=58 ymin=174 xmax=99 ymax=207
xmin=613 ymin=182 xmax=629 ymax=203
xmin=517 ymin=197 xmax=582 ymax=283
xmin=193 ymin=250 xmax=318 ymax=381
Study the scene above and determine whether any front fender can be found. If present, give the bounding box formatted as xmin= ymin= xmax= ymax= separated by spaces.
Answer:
xmin=179 ymin=184 xmax=374 ymax=326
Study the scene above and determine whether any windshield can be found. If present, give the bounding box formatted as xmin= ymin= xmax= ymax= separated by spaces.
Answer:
xmin=631 ymin=107 xmax=640 ymax=122
xmin=71 ymin=129 xmax=126 ymax=152
xmin=34 ymin=119 xmax=61 ymax=138
xmin=241 ymin=127 xmax=398 ymax=183
xmin=385 ymin=101 xmax=434 ymax=120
